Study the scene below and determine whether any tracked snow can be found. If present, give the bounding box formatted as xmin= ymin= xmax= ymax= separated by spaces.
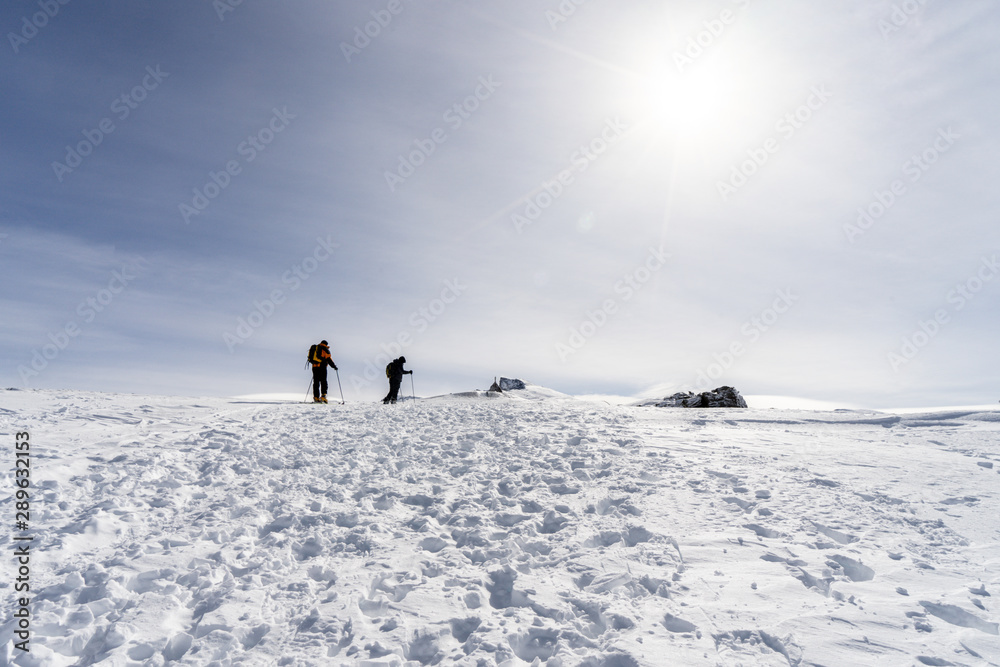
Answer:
xmin=1 ymin=389 xmax=998 ymax=665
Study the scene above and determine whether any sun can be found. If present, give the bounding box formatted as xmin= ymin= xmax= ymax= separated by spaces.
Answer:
xmin=623 ymin=44 xmax=775 ymax=155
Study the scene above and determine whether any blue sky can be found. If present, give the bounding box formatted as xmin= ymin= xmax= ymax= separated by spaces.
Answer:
xmin=2 ymin=0 xmax=998 ymax=406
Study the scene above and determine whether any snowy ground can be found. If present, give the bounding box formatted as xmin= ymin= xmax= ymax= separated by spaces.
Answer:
xmin=1 ymin=388 xmax=999 ymax=666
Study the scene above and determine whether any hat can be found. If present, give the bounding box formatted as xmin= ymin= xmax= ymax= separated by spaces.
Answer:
xmin=320 ymin=340 xmax=328 ymax=345
xmin=399 ymin=356 xmax=406 ymax=363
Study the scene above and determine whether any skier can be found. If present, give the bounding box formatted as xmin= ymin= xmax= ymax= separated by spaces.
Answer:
xmin=382 ymin=356 xmax=412 ymax=404
xmin=310 ymin=340 xmax=338 ymax=403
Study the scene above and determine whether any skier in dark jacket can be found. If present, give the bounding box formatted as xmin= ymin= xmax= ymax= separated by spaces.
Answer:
xmin=382 ymin=356 xmax=412 ymax=404
xmin=311 ymin=340 xmax=338 ymax=403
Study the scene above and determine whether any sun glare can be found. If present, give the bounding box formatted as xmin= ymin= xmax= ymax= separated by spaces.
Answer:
xmin=629 ymin=55 xmax=760 ymax=150
xmin=613 ymin=16 xmax=788 ymax=159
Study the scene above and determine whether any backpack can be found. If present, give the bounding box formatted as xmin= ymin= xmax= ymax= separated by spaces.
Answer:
xmin=385 ymin=361 xmax=392 ymax=378
xmin=308 ymin=344 xmax=320 ymax=366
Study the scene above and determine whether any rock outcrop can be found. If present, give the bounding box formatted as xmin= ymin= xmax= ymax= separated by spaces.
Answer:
xmin=648 ymin=386 xmax=748 ymax=408
xmin=488 ymin=377 xmax=527 ymax=392
xmin=499 ymin=378 xmax=526 ymax=391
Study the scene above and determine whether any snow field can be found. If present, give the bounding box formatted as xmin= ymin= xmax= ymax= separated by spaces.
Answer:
xmin=0 ymin=389 xmax=998 ymax=666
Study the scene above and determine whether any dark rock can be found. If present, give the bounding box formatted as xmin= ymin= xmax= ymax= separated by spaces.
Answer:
xmin=488 ymin=377 xmax=527 ymax=392
xmin=499 ymin=377 xmax=526 ymax=391
xmin=649 ymin=386 xmax=747 ymax=408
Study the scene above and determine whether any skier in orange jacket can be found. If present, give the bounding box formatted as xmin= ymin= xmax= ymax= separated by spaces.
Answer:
xmin=311 ymin=340 xmax=338 ymax=403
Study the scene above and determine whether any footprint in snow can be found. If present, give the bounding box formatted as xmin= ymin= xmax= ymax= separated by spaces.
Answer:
xmin=724 ymin=497 xmax=755 ymax=512
xmin=744 ymin=524 xmax=781 ymax=539
xmin=939 ymin=496 xmax=979 ymax=505
xmin=919 ymin=601 xmax=1000 ymax=635
xmin=663 ymin=614 xmax=697 ymax=633
xmin=827 ymin=554 xmax=875 ymax=582
xmin=809 ymin=521 xmax=859 ymax=545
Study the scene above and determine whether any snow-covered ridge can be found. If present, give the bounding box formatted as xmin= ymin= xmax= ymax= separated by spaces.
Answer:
xmin=1 ymin=389 xmax=998 ymax=665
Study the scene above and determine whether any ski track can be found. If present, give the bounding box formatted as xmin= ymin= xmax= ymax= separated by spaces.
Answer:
xmin=1 ymin=390 xmax=998 ymax=666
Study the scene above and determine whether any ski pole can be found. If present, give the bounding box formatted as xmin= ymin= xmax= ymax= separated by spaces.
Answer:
xmin=410 ymin=373 xmax=415 ymax=402
xmin=335 ymin=368 xmax=345 ymax=405
xmin=304 ymin=377 xmax=313 ymax=403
